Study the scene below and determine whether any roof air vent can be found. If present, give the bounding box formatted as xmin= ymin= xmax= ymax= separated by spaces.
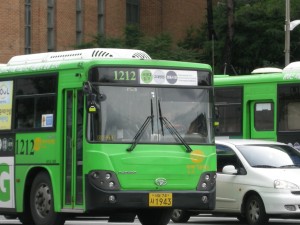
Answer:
xmin=7 ymin=48 xmax=151 ymax=66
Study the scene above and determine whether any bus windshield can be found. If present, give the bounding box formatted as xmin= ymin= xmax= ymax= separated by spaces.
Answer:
xmin=87 ymin=85 xmax=213 ymax=144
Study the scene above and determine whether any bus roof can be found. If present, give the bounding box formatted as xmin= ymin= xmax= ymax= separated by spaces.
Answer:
xmin=213 ymin=72 xmax=297 ymax=86
xmin=7 ymin=48 xmax=152 ymax=66
xmin=0 ymin=49 xmax=212 ymax=76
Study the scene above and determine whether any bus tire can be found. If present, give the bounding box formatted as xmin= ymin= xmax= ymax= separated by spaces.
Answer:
xmin=137 ymin=208 xmax=172 ymax=225
xmin=30 ymin=171 xmax=65 ymax=225
xmin=170 ymin=209 xmax=191 ymax=223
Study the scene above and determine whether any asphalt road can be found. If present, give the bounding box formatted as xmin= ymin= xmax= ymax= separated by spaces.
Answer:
xmin=0 ymin=216 xmax=299 ymax=225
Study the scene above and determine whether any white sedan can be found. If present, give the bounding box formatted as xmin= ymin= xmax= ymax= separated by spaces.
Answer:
xmin=172 ymin=139 xmax=300 ymax=225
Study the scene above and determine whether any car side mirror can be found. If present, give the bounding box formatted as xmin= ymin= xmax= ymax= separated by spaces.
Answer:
xmin=222 ymin=165 xmax=238 ymax=175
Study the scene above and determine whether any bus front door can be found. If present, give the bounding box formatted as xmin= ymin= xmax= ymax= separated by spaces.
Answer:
xmin=63 ymin=89 xmax=84 ymax=211
xmin=249 ymin=101 xmax=276 ymax=140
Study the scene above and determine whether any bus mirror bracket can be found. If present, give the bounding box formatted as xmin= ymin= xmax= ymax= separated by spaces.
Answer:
xmin=83 ymin=81 xmax=93 ymax=95
xmin=83 ymin=82 xmax=98 ymax=113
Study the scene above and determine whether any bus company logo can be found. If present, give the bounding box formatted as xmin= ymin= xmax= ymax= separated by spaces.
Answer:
xmin=141 ymin=70 xmax=153 ymax=84
xmin=190 ymin=150 xmax=205 ymax=163
xmin=33 ymin=137 xmax=55 ymax=151
xmin=153 ymin=70 xmax=165 ymax=84
xmin=166 ymin=71 xmax=178 ymax=84
xmin=154 ymin=178 xmax=167 ymax=186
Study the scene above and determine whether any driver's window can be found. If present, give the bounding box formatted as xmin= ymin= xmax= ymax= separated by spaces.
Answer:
xmin=216 ymin=144 xmax=243 ymax=173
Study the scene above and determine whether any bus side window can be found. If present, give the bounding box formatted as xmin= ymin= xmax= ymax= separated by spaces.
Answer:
xmin=36 ymin=96 xmax=55 ymax=128
xmin=14 ymin=74 xmax=57 ymax=130
xmin=215 ymin=87 xmax=242 ymax=135
xmin=216 ymin=144 xmax=245 ymax=174
xmin=16 ymin=98 xmax=34 ymax=128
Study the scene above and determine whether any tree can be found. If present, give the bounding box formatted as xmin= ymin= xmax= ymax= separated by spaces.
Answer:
xmin=223 ymin=0 xmax=235 ymax=74
xmin=203 ymin=0 xmax=300 ymax=74
xmin=76 ymin=25 xmax=201 ymax=62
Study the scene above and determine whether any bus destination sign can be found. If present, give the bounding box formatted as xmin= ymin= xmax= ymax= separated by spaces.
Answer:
xmin=90 ymin=67 xmax=199 ymax=86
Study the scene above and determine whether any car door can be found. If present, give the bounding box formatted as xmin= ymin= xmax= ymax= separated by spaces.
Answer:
xmin=215 ymin=144 xmax=246 ymax=212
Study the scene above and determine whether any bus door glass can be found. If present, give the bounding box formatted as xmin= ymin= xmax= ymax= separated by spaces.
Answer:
xmin=63 ymin=89 xmax=83 ymax=210
xmin=250 ymin=101 xmax=275 ymax=140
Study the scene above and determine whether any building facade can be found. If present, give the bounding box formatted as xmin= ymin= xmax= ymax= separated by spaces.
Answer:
xmin=0 ymin=0 xmax=210 ymax=63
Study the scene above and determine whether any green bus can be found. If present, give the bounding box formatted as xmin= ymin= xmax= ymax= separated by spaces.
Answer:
xmin=0 ymin=48 xmax=216 ymax=225
xmin=214 ymin=63 xmax=300 ymax=150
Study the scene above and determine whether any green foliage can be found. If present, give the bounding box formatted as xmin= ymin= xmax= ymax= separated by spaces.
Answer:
xmin=75 ymin=34 xmax=124 ymax=49
xmin=75 ymin=0 xmax=300 ymax=73
xmin=94 ymin=35 xmax=124 ymax=48
xmin=75 ymin=25 xmax=201 ymax=63
xmin=232 ymin=0 xmax=286 ymax=73
xmin=137 ymin=33 xmax=172 ymax=59
xmin=176 ymin=0 xmax=300 ymax=74
xmin=125 ymin=24 xmax=143 ymax=48
xmin=205 ymin=0 xmax=300 ymax=74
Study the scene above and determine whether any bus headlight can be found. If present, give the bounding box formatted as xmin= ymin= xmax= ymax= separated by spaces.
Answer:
xmin=88 ymin=170 xmax=121 ymax=191
xmin=197 ymin=172 xmax=216 ymax=191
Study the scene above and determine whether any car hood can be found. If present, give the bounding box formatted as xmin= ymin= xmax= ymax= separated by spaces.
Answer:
xmin=251 ymin=168 xmax=300 ymax=186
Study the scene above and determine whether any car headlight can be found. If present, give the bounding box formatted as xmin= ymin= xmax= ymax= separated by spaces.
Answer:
xmin=274 ymin=180 xmax=299 ymax=190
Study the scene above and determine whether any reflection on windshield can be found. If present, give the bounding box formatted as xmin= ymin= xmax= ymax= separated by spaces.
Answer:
xmin=238 ymin=145 xmax=300 ymax=168
xmin=87 ymin=86 xmax=213 ymax=144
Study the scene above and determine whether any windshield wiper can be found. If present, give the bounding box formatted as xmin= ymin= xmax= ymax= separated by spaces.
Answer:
xmin=127 ymin=99 xmax=154 ymax=152
xmin=158 ymin=99 xmax=192 ymax=153
xmin=279 ymin=164 xmax=300 ymax=168
xmin=158 ymin=99 xmax=165 ymax=136
xmin=252 ymin=165 xmax=278 ymax=168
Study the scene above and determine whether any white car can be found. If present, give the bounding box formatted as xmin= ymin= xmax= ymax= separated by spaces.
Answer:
xmin=172 ymin=139 xmax=300 ymax=225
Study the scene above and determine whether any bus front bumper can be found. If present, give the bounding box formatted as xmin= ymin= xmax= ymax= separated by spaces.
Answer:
xmin=85 ymin=180 xmax=216 ymax=212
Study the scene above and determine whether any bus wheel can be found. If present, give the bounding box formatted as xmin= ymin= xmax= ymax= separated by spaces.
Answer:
xmin=30 ymin=171 xmax=65 ymax=225
xmin=170 ymin=209 xmax=191 ymax=223
xmin=137 ymin=208 xmax=172 ymax=225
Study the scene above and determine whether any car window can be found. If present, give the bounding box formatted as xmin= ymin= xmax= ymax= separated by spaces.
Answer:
xmin=237 ymin=144 xmax=300 ymax=168
xmin=216 ymin=144 xmax=244 ymax=173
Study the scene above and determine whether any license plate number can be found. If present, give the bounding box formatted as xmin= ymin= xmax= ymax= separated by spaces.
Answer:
xmin=149 ymin=193 xmax=172 ymax=207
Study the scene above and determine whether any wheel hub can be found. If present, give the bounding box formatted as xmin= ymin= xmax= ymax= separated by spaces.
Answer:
xmin=35 ymin=184 xmax=51 ymax=218
xmin=248 ymin=200 xmax=259 ymax=222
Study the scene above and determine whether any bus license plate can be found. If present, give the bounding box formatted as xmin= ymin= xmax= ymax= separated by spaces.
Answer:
xmin=149 ymin=193 xmax=172 ymax=207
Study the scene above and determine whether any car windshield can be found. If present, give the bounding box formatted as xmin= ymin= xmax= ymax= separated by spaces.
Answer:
xmin=237 ymin=144 xmax=300 ymax=168
xmin=87 ymin=85 xmax=214 ymax=144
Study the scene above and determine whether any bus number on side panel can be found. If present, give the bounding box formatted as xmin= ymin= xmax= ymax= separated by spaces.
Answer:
xmin=15 ymin=139 xmax=34 ymax=156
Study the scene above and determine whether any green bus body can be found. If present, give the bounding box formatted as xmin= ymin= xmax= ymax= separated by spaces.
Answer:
xmin=214 ymin=69 xmax=300 ymax=150
xmin=0 ymin=48 xmax=216 ymax=225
